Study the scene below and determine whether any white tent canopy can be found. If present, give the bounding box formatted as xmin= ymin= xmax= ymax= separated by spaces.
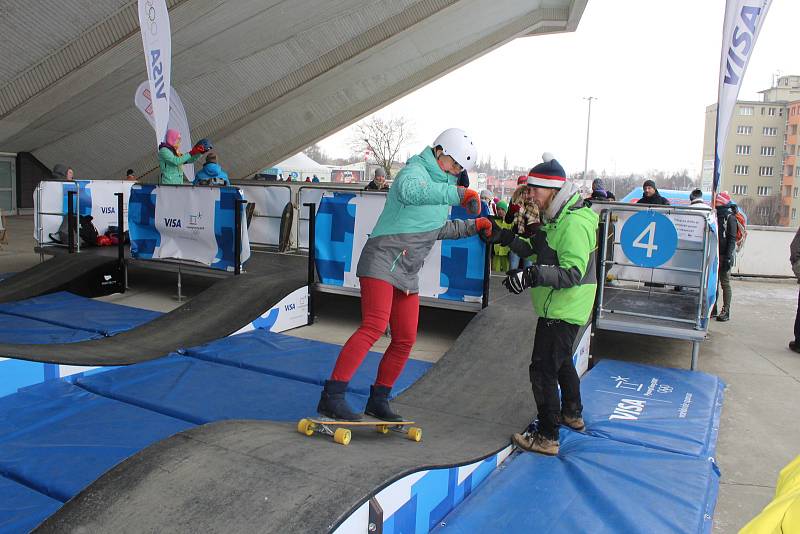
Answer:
xmin=271 ymin=153 xmax=331 ymax=181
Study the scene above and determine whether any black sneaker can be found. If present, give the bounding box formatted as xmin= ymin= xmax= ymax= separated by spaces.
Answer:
xmin=789 ymin=341 xmax=800 ymax=354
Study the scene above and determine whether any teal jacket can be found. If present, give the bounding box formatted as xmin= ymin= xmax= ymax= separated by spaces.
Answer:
xmin=159 ymin=146 xmax=201 ymax=185
xmin=357 ymin=147 xmax=477 ymax=293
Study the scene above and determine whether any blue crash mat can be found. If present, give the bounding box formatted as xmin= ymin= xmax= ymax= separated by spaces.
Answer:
xmin=182 ymin=330 xmax=431 ymax=397
xmin=579 ymin=360 xmax=725 ymax=458
xmin=435 ymin=430 xmax=720 ymax=534
xmin=75 ymin=354 xmax=369 ymax=424
xmin=0 ymin=380 xmax=193 ymax=502
xmin=0 ymin=313 xmax=101 ymax=344
xmin=0 ymin=476 xmax=62 ymax=534
xmin=0 ymin=292 xmax=161 ymax=337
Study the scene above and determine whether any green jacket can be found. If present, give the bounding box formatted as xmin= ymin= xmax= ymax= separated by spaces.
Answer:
xmin=357 ymin=147 xmax=477 ymax=293
xmin=509 ymin=193 xmax=598 ymax=325
xmin=159 ymin=147 xmax=201 ymax=185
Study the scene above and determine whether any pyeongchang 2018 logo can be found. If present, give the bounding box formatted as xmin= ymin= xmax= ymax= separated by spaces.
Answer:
xmin=164 ymin=212 xmax=203 ymax=235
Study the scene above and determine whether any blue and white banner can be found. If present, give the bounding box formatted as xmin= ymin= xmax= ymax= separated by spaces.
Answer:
xmin=714 ymin=0 xmax=772 ymax=194
xmin=128 ymin=184 xmax=251 ymax=271
xmin=138 ymin=0 xmax=172 ymax=144
xmin=34 ymin=180 xmax=134 ymax=244
xmin=314 ymin=193 xmax=486 ymax=305
xmin=134 ymin=81 xmax=194 ymax=181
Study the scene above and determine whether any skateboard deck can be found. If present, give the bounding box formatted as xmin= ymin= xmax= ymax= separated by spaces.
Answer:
xmin=297 ymin=417 xmax=422 ymax=446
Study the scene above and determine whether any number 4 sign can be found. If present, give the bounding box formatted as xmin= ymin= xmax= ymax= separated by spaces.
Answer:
xmin=620 ymin=211 xmax=678 ymax=267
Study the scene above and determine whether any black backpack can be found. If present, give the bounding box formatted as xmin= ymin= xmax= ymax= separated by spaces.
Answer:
xmin=49 ymin=214 xmax=98 ymax=246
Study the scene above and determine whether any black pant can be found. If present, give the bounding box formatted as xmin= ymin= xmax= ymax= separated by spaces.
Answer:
xmin=794 ymin=287 xmax=800 ymax=344
xmin=530 ymin=318 xmax=582 ymax=440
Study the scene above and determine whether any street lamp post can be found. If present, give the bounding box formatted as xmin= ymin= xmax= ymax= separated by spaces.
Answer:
xmin=583 ymin=96 xmax=597 ymax=183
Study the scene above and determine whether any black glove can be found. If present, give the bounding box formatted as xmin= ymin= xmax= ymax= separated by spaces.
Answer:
xmin=503 ymin=267 xmax=537 ymax=294
xmin=479 ymin=218 xmax=515 ymax=246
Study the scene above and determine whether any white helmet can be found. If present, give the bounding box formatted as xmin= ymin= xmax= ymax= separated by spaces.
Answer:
xmin=433 ymin=128 xmax=477 ymax=172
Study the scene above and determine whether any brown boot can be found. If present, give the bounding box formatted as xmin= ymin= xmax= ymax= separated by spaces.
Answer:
xmin=512 ymin=432 xmax=559 ymax=456
xmin=561 ymin=413 xmax=586 ymax=432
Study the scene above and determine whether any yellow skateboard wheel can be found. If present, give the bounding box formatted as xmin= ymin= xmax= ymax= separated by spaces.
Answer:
xmin=297 ymin=418 xmax=315 ymax=436
xmin=407 ymin=427 xmax=422 ymax=442
xmin=334 ymin=428 xmax=352 ymax=445
xmin=377 ymin=425 xmax=390 ymax=434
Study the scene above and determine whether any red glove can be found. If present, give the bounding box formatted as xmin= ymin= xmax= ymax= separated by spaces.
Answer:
xmin=457 ymin=187 xmax=481 ymax=215
xmin=189 ymin=144 xmax=206 ymax=156
xmin=508 ymin=203 xmax=521 ymax=215
xmin=475 ymin=217 xmax=492 ymax=239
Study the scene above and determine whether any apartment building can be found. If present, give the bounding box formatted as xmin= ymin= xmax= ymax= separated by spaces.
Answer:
xmin=702 ymin=75 xmax=800 ymax=226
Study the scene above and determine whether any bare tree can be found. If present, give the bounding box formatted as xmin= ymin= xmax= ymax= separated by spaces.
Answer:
xmin=349 ymin=116 xmax=413 ymax=178
xmin=303 ymin=144 xmax=329 ymax=164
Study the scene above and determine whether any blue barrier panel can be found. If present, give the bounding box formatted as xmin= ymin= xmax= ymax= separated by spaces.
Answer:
xmin=0 ymin=292 xmax=160 ymax=337
xmin=580 ymin=360 xmax=725 ymax=458
xmin=0 ymin=381 xmax=193 ymax=502
xmin=182 ymin=330 xmax=431 ymax=397
xmin=435 ymin=430 xmax=720 ymax=534
xmin=0 ymin=476 xmax=63 ymax=533
xmin=75 ymin=354 xmax=369 ymax=424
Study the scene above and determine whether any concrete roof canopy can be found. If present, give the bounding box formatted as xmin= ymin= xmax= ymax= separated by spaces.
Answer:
xmin=0 ymin=0 xmax=587 ymax=181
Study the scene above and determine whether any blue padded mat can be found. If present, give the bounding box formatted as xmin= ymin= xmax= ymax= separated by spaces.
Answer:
xmin=0 ymin=380 xmax=193 ymax=502
xmin=0 ymin=292 xmax=161 ymax=337
xmin=0 ymin=477 xmax=62 ymax=534
xmin=435 ymin=430 xmax=720 ymax=534
xmin=182 ymin=330 xmax=432 ymax=397
xmin=76 ymin=354 xmax=369 ymax=424
xmin=580 ymin=360 xmax=725 ymax=458
xmin=0 ymin=314 xmax=100 ymax=345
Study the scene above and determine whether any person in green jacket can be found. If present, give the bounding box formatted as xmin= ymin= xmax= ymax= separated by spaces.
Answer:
xmin=158 ymin=129 xmax=210 ymax=184
xmin=483 ymin=154 xmax=598 ymax=456
xmin=318 ymin=128 xmax=493 ymax=422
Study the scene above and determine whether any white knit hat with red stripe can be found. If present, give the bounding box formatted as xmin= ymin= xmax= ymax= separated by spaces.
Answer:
xmin=527 ymin=152 xmax=567 ymax=189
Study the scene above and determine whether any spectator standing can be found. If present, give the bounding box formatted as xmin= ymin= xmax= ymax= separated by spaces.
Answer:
xmin=158 ymin=129 xmax=207 ymax=184
xmin=52 ymin=164 xmax=70 ymax=180
xmin=193 ymin=152 xmax=230 ymax=186
xmin=125 ymin=169 xmax=137 ymax=181
xmin=715 ymin=191 xmax=737 ymax=322
xmin=504 ymin=184 xmax=539 ymax=269
xmin=589 ymin=178 xmax=615 ymax=201
xmin=483 ymin=154 xmax=598 ymax=456
xmin=365 ymin=167 xmax=390 ymax=191
xmin=312 ymin=174 xmax=320 ymax=183
xmin=689 ymin=188 xmax=711 ymax=210
xmin=790 ymin=226 xmax=800 ymax=353
xmin=637 ymin=179 xmax=669 ymax=205
xmin=492 ymin=200 xmax=512 ymax=272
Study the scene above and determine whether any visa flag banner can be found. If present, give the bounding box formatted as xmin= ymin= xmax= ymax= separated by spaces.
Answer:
xmin=128 ymin=185 xmax=251 ymax=271
xmin=134 ymin=81 xmax=194 ymax=181
xmin=138 ymin=0 xmax=172 ymax=144
xmin=713 ymin=0 xmax=772 ymax=194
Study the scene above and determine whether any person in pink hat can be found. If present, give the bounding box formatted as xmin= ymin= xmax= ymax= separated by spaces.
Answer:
xmin=158 ymin=129 xmax=211 ymax=185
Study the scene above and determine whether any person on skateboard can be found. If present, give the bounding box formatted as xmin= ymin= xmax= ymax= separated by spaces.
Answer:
xmin=482 ymin=154 xmax=598 ymax=455
xmin=317 ymin=128 xmax=492 ymax=422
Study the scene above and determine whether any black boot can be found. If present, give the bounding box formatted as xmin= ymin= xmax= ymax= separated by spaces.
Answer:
xmin=365 ymin=385 xmax=403 ymax=422
xmin=717 ymin=308 xmax=730 ymax=322
xmin=317 ymin=380 xmax=363 ymax=421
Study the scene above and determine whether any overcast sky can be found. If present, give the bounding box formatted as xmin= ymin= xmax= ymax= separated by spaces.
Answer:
xmin=317 ymin=0 xmax=800 ymax=177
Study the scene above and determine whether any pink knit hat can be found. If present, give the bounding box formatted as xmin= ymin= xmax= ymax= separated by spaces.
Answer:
xmin=715 ymin=191 xmax=731 ymax=206
xmin=164 ymin=129 xmax=181 ymax=147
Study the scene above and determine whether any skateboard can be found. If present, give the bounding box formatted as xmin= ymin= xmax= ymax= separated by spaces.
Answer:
xmin=297 ymin=417 xmax=422 ymax=446
xmin=278 ymin=202 xmax=294 ymax=252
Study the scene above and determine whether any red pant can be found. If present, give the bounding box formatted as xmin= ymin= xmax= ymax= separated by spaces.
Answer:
xmin=330 ymin=277 xmax=419 ymax=388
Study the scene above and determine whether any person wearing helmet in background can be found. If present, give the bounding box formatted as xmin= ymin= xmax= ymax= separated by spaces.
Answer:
xmin=317 ymin=128 xmax=493 ymax=422
xmin=482 ymin=153 xmax=599 ymax=456
xmin=158 ymin=129 xmax=210 ymax=185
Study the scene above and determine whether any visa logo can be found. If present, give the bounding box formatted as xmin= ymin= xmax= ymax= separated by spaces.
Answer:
xmin=608 ymin=398 xmax=646 ymax=421
xmin=284 ymin=303 xmax=296 ymax=311
xmin=149 ymin=49 xmax=167 ymax=100
xmin=101 ymin=207 xmax=115 ymax=214
xmin=164 ymin=218 xmax=182 ymax=228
